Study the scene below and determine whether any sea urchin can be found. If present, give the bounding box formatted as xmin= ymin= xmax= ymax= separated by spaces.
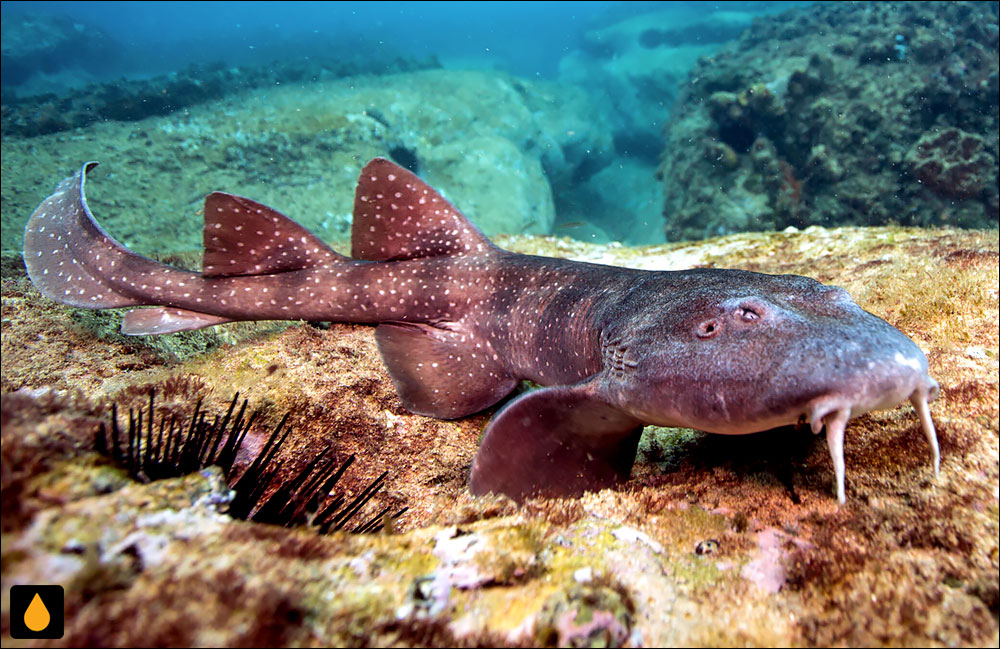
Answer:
xmin=96 ymin=390 xmax=406 ymax=534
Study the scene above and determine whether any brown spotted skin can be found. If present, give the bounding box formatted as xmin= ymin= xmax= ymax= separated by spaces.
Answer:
xmin=23 ymin=159 xmax=941 ymax=503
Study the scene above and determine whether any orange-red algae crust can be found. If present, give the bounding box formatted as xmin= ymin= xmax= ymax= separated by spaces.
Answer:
xmin=1 ymin=225 xmax=997 ymax=647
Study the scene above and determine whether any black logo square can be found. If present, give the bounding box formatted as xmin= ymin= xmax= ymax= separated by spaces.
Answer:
xmin=9 ymin=585 xmax=64 ymax=639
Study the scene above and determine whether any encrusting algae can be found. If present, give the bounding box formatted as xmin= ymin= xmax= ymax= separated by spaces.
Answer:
xmin=2 ymin=224 xmax=998 ymax=646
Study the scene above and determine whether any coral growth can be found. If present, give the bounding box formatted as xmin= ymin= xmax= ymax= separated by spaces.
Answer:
xmin=660 ymin=1 xmax=999 ymax=241
xmin=906 ymin=127 xmax=996 ymax=199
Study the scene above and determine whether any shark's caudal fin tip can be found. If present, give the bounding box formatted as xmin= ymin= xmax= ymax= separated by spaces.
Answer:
xmin=23 ymin=161 xmax=144 ymax=309
xmin=351 ymin=158 xmax=495 ymax=262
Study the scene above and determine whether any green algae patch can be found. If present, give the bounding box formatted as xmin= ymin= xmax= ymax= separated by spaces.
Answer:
xmin=637 ymin=426 xmax=704 ymax=470
xmin=540 ymin=529 xmax=612 ymax=584
xmin=534 ymin=581 xmax=634 ymax=648
xmin=372 ymin=547 xmax=439 ymax=586
xmin=669 ymin=552 xmax=726 ymax=590
xmin=647 ymin=506 xmax=731 ymax=557
xmin=472 ymin=521 xmax=548 ymax=585
xmin=24 ymin=456 xmax=134 ymax=511
xmin=312 ymin=585 xmax=406 ymax=647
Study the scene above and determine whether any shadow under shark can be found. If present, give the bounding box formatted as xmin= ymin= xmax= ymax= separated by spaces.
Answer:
xmin=23 ymin=159 xmax=940 ymax=503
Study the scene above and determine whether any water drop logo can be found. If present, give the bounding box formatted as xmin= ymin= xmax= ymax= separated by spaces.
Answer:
xmin=9 ymin=585 xmax=64 ymax=639
xmin=24 ymin=593 xmax=50 ymax=631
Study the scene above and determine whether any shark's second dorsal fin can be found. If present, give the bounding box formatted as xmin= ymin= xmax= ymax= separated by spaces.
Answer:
xmin=351 ymin=158 xmax=496 ymax=262
xmin=202 ymin=193 xmax=346 ymax=277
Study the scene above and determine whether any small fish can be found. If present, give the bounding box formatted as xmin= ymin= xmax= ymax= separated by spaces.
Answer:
xmin=23 ymin=159 xmax=940 ymax=503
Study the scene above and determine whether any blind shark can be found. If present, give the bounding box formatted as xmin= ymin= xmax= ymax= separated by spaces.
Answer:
xmin=23 ymin=159 xmax=941 ymax=503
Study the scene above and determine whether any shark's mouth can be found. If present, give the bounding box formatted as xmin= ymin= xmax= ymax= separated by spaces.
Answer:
xmin=807 ymin=376 xmax=940 ymax=503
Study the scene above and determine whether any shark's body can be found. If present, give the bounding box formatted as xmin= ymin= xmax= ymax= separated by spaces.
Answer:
xmin=23 ymin=159 xmax=940 ymax=503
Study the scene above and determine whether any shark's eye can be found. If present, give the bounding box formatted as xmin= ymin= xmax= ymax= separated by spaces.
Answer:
xmin=696 ymin=318 xmax=722 ymax=339
xmin=736 ymin=305 xmax=761 ymax=322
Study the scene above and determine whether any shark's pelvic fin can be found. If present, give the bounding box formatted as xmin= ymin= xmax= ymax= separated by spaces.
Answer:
xmin=122 ymin=307 xmax=235 ymax=335
xmin=469 ymin=377 xmax=644 ymax=503
xmin=375 ymin=322 xmax=517 ymax=419
xmin=351 ymin=158 xmax=497 ymax=261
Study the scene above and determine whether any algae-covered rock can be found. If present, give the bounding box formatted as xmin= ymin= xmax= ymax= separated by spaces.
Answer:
xmin=660 ymin=1 xmax=999 ymax=241
xmin=906 ymin=127 xmax=996 ymax=199
xmin=421 ymin=136 xmax=554 ymax=235
xmin=555 ymin=6 xmax=779 ymax=245
xmin=0 ymin=69 xmax=616 ymax=254
xmin=560 ymin=7 xmax=758 ymax=144
xmin=535 ymin=581 xmax=633 ymax=648
xmin=2 ymin=223 xmax=997 ymax=647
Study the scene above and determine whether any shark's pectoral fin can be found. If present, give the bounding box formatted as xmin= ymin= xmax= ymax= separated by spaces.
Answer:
xmin=375 ymin=322 xmax=517 ymax=419
xmin=122 ymin=307 xmax=235 ymax=335
xmin=469 ymin=378 xmax=644 ymax=503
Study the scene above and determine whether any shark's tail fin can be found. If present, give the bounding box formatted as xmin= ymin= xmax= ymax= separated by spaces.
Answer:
xmin=24 ymin=162 xmax=350 ymax=335
xmin=23 ymin=162 xmax=150 ymax=309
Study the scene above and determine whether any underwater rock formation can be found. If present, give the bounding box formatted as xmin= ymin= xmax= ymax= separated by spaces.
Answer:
xmin=906 ymin=127 xmax=996 ymax=199
xmin=0 ymin=55 xmax=440 ymax=138
xmin=1 ymin=69 xmax=620 ymax=252
xmin=0 ymin=13 xmax=120 ymax=91
xmin=557 ymin=6 xmax=773 ymax=244
xmin=560 ymin=7 xmax=759 ymax=157
xmin=659 ymin=1 xmax=999 ymax=241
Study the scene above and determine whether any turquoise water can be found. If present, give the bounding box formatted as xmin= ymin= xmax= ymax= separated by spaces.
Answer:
xmin=2 ymin=1 xmax=727 ymax=81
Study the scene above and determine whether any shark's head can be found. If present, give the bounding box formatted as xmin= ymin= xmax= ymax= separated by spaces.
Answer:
xmin=608 ymin=269 xmax=939 ymax=501
xmin=615 ymin=270 xmax=937 ymax=432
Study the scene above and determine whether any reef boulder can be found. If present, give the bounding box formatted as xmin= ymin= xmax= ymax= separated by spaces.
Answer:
xmin=906 ymin=127 xmax=996 ymax=200
xmin=0 ymin=13 xmax=120 ymax=93
xmin=659 ymin=1 xmax=999 ymax=241
xmin=1 ymin=69 xmax=619 ymax=253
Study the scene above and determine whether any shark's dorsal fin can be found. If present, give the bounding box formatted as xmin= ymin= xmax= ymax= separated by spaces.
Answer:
xmin=351 ymin=158 xmax=496 ymax=261
xmin=203 ymin=193 xmax=345 ymax=277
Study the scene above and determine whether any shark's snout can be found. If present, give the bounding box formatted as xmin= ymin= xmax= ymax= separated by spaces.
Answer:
xmin=804 ymin=345 xmax=936 ymax=425
xmin=797 ymin=320 xmax=940 ymax=503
